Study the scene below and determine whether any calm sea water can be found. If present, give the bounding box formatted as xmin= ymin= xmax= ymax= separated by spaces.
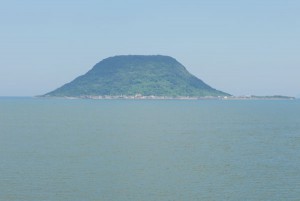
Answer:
xmin=0 ymin=97 xmax=299 ymax=201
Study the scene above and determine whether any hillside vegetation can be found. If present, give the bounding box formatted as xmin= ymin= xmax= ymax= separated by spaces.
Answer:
xmin=45 ymin=55 xmax=229 ymax=97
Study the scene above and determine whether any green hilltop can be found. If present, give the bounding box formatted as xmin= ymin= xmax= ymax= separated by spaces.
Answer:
xmin=44 ymin=55 xmax=230 ymax=97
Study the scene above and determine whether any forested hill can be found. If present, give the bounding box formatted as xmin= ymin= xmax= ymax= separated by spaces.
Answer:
xmin=44 ymin=55 xmax=230 ymax=97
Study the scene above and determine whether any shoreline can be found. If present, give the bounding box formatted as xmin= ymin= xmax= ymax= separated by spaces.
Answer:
xmin=39 ymin=95 xmax=296 ymax=100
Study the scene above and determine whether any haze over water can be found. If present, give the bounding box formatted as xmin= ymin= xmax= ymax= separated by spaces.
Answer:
xmin=1 ymin=98 xmax=300 ymax=201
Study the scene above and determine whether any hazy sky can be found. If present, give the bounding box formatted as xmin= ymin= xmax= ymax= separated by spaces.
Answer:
xmin=1 ymin=0 xmax=299 ymax=96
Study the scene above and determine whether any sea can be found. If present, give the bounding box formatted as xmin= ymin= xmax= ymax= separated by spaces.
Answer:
xmin=0 ymin=97 xmax=299 ymax=201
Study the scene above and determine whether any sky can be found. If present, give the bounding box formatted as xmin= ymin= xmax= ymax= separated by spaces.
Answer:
xmin=0 ymin=0 xmax=299 ymax=97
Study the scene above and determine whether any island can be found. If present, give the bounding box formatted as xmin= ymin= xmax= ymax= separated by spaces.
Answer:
xmin=43 ymin=55 xmax=230 ymax=98
xmin=42 ymin=55 xmax=295 ymax=100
